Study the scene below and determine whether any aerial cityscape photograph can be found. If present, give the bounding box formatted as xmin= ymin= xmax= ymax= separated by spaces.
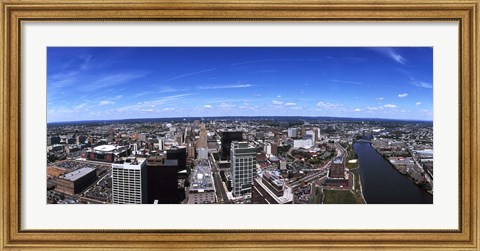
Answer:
xmin=46 ymin=47 xmax=433 ymax=204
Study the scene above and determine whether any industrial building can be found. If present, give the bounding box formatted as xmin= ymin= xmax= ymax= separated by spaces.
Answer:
xmin=325 ymin=156 xmax=350 ymax=188
xmin=55 ymin=167 xmax=97 ymax=195
xmin=328 ymin=156 xmax=346 ymax=179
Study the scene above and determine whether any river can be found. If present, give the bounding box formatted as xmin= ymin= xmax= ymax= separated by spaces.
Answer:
xmin=353 ymin=142 xmax=433 ymax=204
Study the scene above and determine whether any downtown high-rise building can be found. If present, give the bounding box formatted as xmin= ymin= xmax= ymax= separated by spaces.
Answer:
xmin=146 ymin=156 xmax=179 ymax=204
xmin=196 ymin=124 xmax=208 ymax=149
xmin=220 ymin=130 xmax=243 ymax=160
xmin=230 ymin=141 xmax=256 ymax=197
xmin=112 ymin=158 xmax=147 ymax=204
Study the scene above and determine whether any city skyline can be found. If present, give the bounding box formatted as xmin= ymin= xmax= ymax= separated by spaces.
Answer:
xmin=48 ymin=47 xmax=433 ymax=123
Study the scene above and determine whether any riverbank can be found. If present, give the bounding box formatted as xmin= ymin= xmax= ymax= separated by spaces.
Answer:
xmin=345 ymin=145 xmax=367 ymax=204
xmin=352 ymin=142 xmax=432 ymax=203
xmin=365 ymin=141 xmax=433 ymax=195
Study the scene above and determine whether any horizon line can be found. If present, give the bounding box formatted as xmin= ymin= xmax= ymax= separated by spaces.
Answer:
xmin=47 ymin=115 xmax=433 ymax=124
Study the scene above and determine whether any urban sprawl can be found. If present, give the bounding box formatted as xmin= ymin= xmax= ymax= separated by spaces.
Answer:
xmin=47 ymin=117 xmax=433 ymax=204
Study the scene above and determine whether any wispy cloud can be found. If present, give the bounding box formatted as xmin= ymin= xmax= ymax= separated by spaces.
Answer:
xmin=197 ymin=84 xmax=253 ymax=90
xmin=99 ymin=100 xmax=115 ymax=106
xmin=219 ymin=103 xmax=236 ymax=108
xmin=82 ymin=72 xmax=147 ymax=92
xmin=48 ymin=71 xmax=80 ymax=89
xmin=372 ymin=48 xmax=406 ymax=64
xmin=329 ymin=79 xmax=364 ymax=85
xmin=204 ymin=105 xmax=213 ymax=108
xmin=354 ymin=108 xmax=361 ymax=112
xmin=384 ymin=104 xmax=398 ymax=108
xmin=397 ymin=69 xmax=433 ymax=89
xmin=74 ymin=103 xmax=87 ymax=110
xmin=376 ymin=97 xmax=385 ymax=101
xmin=272 ymin=100 xmax=283 ymax=105
xmin=415 ymin=102 xmax=422 ymax=106
xmin=116 ymin=94 xmax=192 ymax=112
xmin=158 ymin=86 xmax=184 ymax=93
xmin=162 ymin=68 xmax=216 ymax=83
xmin=285 ymin=102 xmax=296 ymax=106
xmin=250 ymin=69 xmax=277 ymax=73
xmin=316 ymin=101 xmax=339 ymax=108
xmin=410 ymin=81 xmax=432 ymax=88
xmin=231 ymin=58 xmax=323 ymax=66
xmin=398 ymin=93 xmax=408 ymax=98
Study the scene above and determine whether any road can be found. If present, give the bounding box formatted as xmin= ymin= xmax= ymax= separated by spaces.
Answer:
xmin=209 ymin=152 xmax=229 ymax=203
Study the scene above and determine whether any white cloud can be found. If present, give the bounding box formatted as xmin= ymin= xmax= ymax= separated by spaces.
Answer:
xmin=219 ymin=103 xmax=236 ymax=108
xmin=384 ymin=104 xmax=397 ymax=108
xmin=376 ymin=97 xmax=384 ymax=101
xmin=277 ymin=95 xmax=281 ymax=98
xmin=74 ymin=103 xmax=87 ymax=110
xmin=115 ymin=94 xmax=192 ymax=113
xmin=203 ymin=105 xmax=213 ymax=108
xmin=410 ymin=81 xmax=433 ymax=88
xmin=397 ymin=69 xmax=433 ymax=89
xmin=390 ymin=53 xmax=406 ymax=64
xmin=367 ymin=107 xmax=379 ymax=111
xmin=415 ymin=102 xmax=422 ymax=106
xmin=354 ymin=108 xmax=361 ymax=112
xmin=316 ymin=101 xmax=335 ymax=107
xmin=398 ymin=93 xmax=408 ymax=98
xmin=285 ymin=102 xmax=296 ymax=106
xmin=272 ymin=100 xmax=284 ymax=105
xmin=99 ymin=100 xmax=115 ymax=106
xmin=373 ymin=48 xmax=406 ymax=64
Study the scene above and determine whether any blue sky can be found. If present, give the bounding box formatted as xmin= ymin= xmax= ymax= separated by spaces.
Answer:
xmin=47 ymin=47 xmax=433 ymax=122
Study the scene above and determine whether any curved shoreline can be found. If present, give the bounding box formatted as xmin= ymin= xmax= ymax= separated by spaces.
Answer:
xmin=355 ymin=141 xmax=432 ymax=196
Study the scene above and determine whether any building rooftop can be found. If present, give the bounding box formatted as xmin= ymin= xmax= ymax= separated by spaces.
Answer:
xmin=93 ymin=145 xmax=116 ymax=152
xmin=112 ymin=157 xmax=146 ymax=170
xmin=333 ymin=156 xmax=344 ymax=164
xmin=61 ymin=167 xmax=96 ymax=182
xmin=146 ymin=156 xmax=178 ymax=167
xmin=91 ymin=144 xmax=127 ymax=154
xmin=189 ymin=160 xmax=214 ymax=192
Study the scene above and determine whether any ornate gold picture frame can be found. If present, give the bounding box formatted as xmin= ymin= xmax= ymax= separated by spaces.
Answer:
xmin=1 ymin=0 xmax=478 ymax=250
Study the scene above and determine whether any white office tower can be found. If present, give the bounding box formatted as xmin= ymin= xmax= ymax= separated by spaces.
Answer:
xmin=230 ymin=141 xmax=256 ymax=197
xmin=112 ymin=157 xmax=147 ymax=204
xmin=306 ymin=130 xmax=316 ymax=142
xmin=264 ymin=143 xmax=272 ymax=156
xmin=287 ymin=128 xmax=298 ymax=138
